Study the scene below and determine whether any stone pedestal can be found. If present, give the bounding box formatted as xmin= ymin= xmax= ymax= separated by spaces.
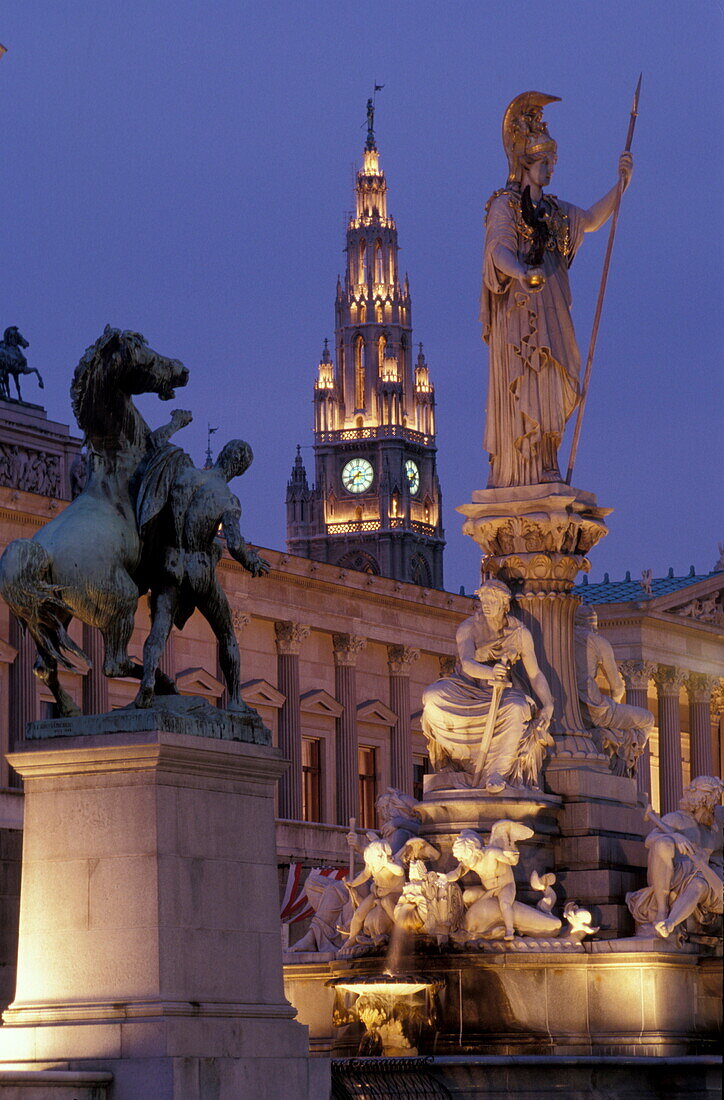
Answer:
xmin=459 ymin=483 xmax=610 ymax=768
xmin=459 ymin=483 xmax=648 ymax=933
xmin=0 ymin=709 xmax=324 ymax=1099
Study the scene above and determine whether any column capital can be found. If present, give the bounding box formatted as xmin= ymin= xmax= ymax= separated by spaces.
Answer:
xmin=231 ymin=609 xmax=251 ymax=635
xmin=619 ymin=659 xmax=656 ymax=691
xmin=710 ymin=679 xmax=724 ymax=716
xmin=684 ymin=672 xmax=717 ymax=705
xmin=332 ymin=633 xmax=367 ymax=667
xmin=387 ymin=645 xmax=420 ymax=675
xmin=653 ymin=664 xmax=687 ymax=695
xmin=438 ymin=655 xmax=456 ymax=678
xmin=274 ymin=620 xmax=310 ymax=656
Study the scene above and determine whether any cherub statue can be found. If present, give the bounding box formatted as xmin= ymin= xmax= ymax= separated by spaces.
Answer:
xmin=627 ymin=776 xmax=724 ymax=941
xmin=338 ymin=840 xmax=406 ymax=957
xmin=445 ymin=823 xmax=562 ymax=940
xmin=574 ymin=605 xmax=654 ymax=776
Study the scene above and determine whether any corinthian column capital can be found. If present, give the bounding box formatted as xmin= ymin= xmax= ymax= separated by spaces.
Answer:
xmin=653 ymin=664 xmax=687 ymax=695
xmin=332 ymin=633 xmax=367 ymax=667
xmin=684 ymin=672 xmax=717 ymax=705
xmin=619 ymin=659 xmax=656 ymax=692
xmin=709 ymin=680 xmax=724 ymax=715
xmin=274 ymin=620 xmax=310 ymax=656
xmin=387 ymin=645 xmax=420 ymax=675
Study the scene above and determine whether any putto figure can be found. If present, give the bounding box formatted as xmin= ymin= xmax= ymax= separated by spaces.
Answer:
xmin=480 ymin=92 xmax=633 ymax=486
xmin=574 ymin=605 xmax=654 ymax=776
xmin=627 ymin=776 xmax=724 ymax=941
xmin=444 ymin=823 xmax=562 ymax=941
xmin=421 ymin=578 xmax=554 ymax=792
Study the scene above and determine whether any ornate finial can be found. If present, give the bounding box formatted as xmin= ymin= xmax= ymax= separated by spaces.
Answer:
xmin=321 ymin=337 xmax=331 ymax=362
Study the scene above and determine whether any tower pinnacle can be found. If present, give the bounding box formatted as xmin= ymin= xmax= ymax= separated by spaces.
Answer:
xmin=286 ymin=110 xmax=445 ymax=588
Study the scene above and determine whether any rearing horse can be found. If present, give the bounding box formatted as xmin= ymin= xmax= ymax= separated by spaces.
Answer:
xmin=0 ymin=327 xmax=44 ymax=402
xmin=0 ymin=326 xmax=188 ymax=715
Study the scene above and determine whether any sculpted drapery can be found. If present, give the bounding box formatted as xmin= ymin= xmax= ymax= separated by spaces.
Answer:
xmin=480 ymin=189 xmax=586 ymax=486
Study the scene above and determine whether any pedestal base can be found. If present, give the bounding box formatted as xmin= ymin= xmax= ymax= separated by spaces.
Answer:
xmin=0 ymin=719 xmax=323 ymax=1099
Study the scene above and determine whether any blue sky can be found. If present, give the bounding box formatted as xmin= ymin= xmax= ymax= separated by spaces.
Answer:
xmin=2 ymin=1 xmax=722 ymax=591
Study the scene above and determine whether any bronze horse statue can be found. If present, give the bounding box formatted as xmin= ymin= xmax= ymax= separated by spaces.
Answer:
xmin=0 ymin=327 xmax=44 ymax=402
xmin=0 ymin=326 xmax=188 ymax=715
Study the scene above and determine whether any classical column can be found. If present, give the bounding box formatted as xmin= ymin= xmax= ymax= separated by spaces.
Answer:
xmin=8 ymin=616 xmax=37 ymax=786
xmin=332 ymin=633 xmax=367 ymax=826
xmin=712 ymin=682 xmax=724 ymax=777
xmin=654 ymin=665 xmax=687 ymax=813
xmin=274 ymin=621 xmax=310 ymax=820
xmin=82 ymin=624 xmax=109 ymax=715
xmin=620 ymin=659 xmax=655 ymax=798
xmin=685 ymin=673 xmax=716 ymax=778
xmin=387 ymin=645 xmax=420 ymax=795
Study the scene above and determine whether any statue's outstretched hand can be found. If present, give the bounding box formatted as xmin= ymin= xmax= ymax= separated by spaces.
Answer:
xmin=674 ymin=834 xmax=695 ymax=858
xmin=171 ymin=409 xmax=193 ymax=430
xmin=244 ymin=548 xmax=270 ymax=577
xmin=619 ymin=151 xmax=633 ymax=187
xmin=522 ymin=267 xmax=546 ymax=292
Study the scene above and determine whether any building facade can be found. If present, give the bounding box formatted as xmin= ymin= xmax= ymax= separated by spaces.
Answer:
xmin=0 ymin=393 xmax=722 ymax=993
xmin=285 ymin=119 xmax=445 ymax=588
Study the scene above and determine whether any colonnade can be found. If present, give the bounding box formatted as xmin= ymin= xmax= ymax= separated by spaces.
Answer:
xmin=621 ymin=661 xmax=721 ymax=812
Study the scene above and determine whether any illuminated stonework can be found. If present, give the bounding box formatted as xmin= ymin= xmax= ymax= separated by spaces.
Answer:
xmin=286 ymin=112 xmax=445 ymax=587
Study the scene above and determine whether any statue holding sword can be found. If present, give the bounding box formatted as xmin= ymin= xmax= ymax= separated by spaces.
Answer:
xmin=421 ymin=579 xmax=554 ymax=792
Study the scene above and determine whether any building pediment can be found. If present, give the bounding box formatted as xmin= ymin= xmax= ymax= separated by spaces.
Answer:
xmin=654 ymin=574 xmax=724 ymax=627
xmin=357 ymin=698 xmax=397 ymax=726
xmin=300 ymin=689 xmax=343 ymax=717
xmin=177 ymin=667 xmax=225 ymax=698
xmin=241 ymin=678 xmax=286 ymax=709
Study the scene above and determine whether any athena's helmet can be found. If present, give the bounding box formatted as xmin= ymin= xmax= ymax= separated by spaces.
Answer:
xmin=502 ymin=91 xmax=560 ymax=184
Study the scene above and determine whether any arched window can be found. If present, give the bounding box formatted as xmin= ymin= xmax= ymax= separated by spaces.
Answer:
xmin=388 ymin=250 xmax=395 ymax=284
xmin=410 ymin=554 xmax=432 ymax=587
xmin=359 ymin=239 xmax=367 ymax=284
xmin=337 ymin=550 xmax=380 ymax=576
xmin=375 ymin=303 xmax=383 ymax=323
xmin=359 ymin=302 xmax=367 ymax=324
xmin=375 ymin=240 xmax=384 ymax=283
xmin=354 ymin=335 xmax=365 ymax=410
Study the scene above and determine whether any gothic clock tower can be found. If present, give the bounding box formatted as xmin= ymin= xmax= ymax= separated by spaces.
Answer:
xmin=286 ymin=110 xmax=445 ymax=588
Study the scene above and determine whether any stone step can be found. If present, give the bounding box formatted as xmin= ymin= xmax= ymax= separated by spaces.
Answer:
xmin=0 ymin=1068 xmax=112 ymax=1098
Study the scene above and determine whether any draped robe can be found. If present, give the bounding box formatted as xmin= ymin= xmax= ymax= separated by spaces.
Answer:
xmin=480 ymin=189 xmax=586 ymax=486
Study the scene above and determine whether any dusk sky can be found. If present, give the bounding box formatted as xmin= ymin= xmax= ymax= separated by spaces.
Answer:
xmin=2 ymin=2 xmax=722 ymax=593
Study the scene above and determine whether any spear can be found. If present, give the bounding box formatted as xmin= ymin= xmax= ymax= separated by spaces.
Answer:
xmin=565 ymin=74 xmax=642 ymax=485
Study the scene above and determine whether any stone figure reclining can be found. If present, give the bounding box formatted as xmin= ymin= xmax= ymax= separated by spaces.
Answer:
xmin=627 ymin=775 xmax=724 ymax=941
xmin=574 ymin=604 xmax=654 ymax=776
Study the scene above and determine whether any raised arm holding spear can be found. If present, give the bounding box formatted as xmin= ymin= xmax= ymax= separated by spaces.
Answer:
xmin=566 ymin=75 xmax=642 ymax=484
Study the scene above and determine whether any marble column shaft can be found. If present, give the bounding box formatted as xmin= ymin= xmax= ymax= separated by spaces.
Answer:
xmin=82 ymin=624 xmax=109 ymax=715
xmin=654 ymin=665 xmax=687 ymax=813
xmin=387 ymin=645 xmax=420 ymax=795
xmin=685 ymin=673 xmax=716 ymax=778
xmin=620 ymin=659 xmax=655 ymax=798
xmin=333 ymin=633 xmax=367 ymax=827
xmin=275 ymin=621 xmax=310 ymax=820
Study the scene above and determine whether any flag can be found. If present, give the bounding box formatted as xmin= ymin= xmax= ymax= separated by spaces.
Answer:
xmin=374 ymin=83 xmax=384 ymax=92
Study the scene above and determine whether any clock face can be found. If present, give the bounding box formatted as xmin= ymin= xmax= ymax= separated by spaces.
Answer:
xmin=405 ymin=459 xmax=420 ymax=495
xmin=342 ymin=457 xmax=374 ymax=493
